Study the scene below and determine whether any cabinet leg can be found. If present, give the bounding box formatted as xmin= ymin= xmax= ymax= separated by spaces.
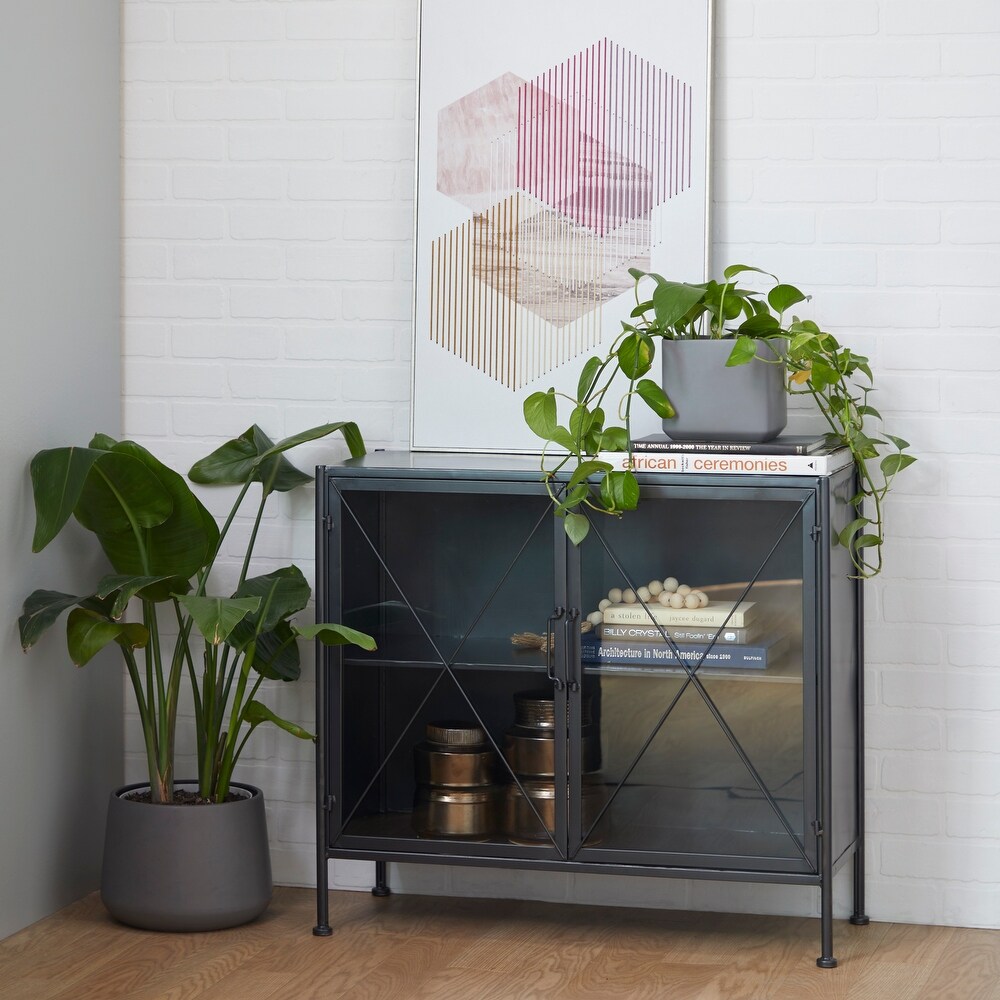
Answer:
xmin=313 ymin=860 xmax=332 ymax=937
xmin=850 ymin=847 xmax=870 ymax=925
xmin=816 ymin=878 xmax=838 ymax=969
xmin=372 ymin=861 xmax=391 ymax=897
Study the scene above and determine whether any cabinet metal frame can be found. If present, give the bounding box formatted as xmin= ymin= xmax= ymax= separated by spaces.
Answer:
xmin=313 ymin=454 xmax=868 ymax=968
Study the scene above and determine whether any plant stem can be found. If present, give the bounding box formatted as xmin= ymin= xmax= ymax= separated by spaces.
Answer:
xmin=122 ymin=646 xmax=163 ymax=800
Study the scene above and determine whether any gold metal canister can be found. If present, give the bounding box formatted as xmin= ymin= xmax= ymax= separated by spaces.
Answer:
xmin=412 ymin=720 xmax=501 ymax=839
xmin=413 ymin=720 xmax=499 ymax=788
xmin=412 ymin=786 xmax=499 ymax=839
xmin=504 ymin=779 xmax=607 ymax=844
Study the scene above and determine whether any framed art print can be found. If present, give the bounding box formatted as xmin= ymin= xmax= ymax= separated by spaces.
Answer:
xmin=410 ymin=0 xmax=714 ymax=452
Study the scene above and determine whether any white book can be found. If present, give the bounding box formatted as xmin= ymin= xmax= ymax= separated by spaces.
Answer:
xmin=595 ymin=448 xmax=853 ymax=477
xmin=602 ymin=600 xmax=758 ymax=629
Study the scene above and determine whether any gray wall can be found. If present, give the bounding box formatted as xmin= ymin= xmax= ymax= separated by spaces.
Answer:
xmin=0 ymin=0 xmax=122 ymax=939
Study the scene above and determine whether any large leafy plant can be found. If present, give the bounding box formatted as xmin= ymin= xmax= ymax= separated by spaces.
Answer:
xmin=525 ymin=265 xmax=915 ymax=578
xmin=19 ymin=422 xmax=375 ymax=803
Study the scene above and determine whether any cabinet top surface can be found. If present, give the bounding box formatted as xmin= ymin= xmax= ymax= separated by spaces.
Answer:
xmin=319 ymin=450 xmax=841 ymax=490
xmin=321 ymin=450 xmax=544 ymax=480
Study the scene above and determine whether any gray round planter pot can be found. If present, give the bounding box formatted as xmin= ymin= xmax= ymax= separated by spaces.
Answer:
xmin=660 ymin=338 xmax=787 ymax=442
xmin=101 ymin=781 xmax=272 ymax=932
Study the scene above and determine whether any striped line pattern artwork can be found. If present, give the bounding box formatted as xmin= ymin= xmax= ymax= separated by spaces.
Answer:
xmin=429 ymin=193 xmax=607 ymax=389
xmin=429 ymin=38 xmax=697 ymax=390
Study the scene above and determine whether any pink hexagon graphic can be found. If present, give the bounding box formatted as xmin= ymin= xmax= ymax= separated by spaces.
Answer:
xmin=431 ymin=40 xmax=696 ymax=388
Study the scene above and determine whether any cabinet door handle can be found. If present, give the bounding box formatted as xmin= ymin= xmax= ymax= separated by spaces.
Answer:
xmin=564 ymin=608 xmax=581 ymax=692
xmin=546 ymin=607 xmax=566 ymax=691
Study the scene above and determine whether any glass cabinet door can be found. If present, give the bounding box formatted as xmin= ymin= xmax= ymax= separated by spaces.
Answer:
xmin=326 ymin=480 xmax=569 ymax=860
xmin=569 ymin=485 xmax=817 ymax=873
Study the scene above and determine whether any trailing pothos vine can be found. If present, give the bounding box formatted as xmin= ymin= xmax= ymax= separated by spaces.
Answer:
xmin=524 ymin=264 xmax=916 ymax=579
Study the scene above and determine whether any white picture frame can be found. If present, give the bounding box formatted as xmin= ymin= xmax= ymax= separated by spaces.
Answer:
xmin=410 ymin=0 xmax=714 ymax=452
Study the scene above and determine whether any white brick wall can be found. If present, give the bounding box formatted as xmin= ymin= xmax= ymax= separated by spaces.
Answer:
xmin=122 ymin=0 xmax=1000 ymax=928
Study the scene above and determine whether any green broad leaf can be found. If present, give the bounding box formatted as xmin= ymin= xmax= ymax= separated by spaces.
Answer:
xmin=599 ymin=426 xmax=629 ymax=452
xmin=66 ymin=608 xmax=149 ymax=667
xmin=788 ymin=330 xmax=821 ymax=355
xmin=567 ymin=460 xmax=613 ymax=491
xmin=857 ymin=405 xmax=883 ymax=420
xmin=838 ymin=517 xmax=870 ymax=548
xmin=550 ymin=426 xmax=579 ymax=454
xmin=563 ymin=512 xmax=590 ymax=546
xmin=576 ymin=357 xmax=602 ymax=401
xmin=240 ymin=426 xmax=313 ymax=496
xmin=651 ymin=281 xmax=706 ymax=328
xmin=852 ymin=433 xmax=881 ymax=460
xmin=255 ymin=420 xmax=365 ymax=467
xmin=523 ymin=390 xmax=558 ymax=440
xmin=768 ymin=284 xmax=808 ymax=314
xmin=88 ymin=433 xmax=119 ymax=450
xmin=881 ymin=453 xmax=917 ymax=477
xmin=187 ymin=432 xmax=258 ymax=485
xmin=298 ymin=622 xmax=378 ymax=651
xmin=96 ymin=574 xmax=192 ymax=618
xmin=635 ymin=379 xmax=675 ymax=418
xmin=187 ymin=426 xmax=304 ymax=497
xmin=853 ymin=533 xmax=882 ymax=550
xmin=807 ymin=359 xmax=840 ymax=389
xmin=628 ymin=267 xmax=659 ymax=282
xmin=629 ymin=299 xmax=654 ymax=319
xmin=886 ymin=434 xmax=910 ymax=450
xmin=177 ymin=595 xmax=261 ymax=646
xmin=569 ymin=405 xmax=596 ymax=445
xmin=19 ymin=590 xmax=82 ymax=651
xmin=554 ymin=483 xmax=592 ymax=516
xmin=189 ymin=422 xmax=365 ymax=493
xmin=229 ymin=566 xmax=312 ymax=648
xmin=726 ymin=336 xmax=760 ymax=367
xmin=600 ymin=470 xmax=640 ymax=512
xmin=29 ymin=447 xmax=106 ymax=552
xmin=249 ymin=620 xmax=301 ymax=681
xmin=723 ymin=263 xmax=776 ymax=282
xmin=736 ymin=313 xmax=782 ymax=340
xmin=74 ymin=451 xmax=174 ymax=537
xmin=77 ymin=440 xmax=219 ymax=580
xmin=243 ymin=700 xmax=315 ymax=742
xmin=583 ymin=408 xmax=606 ymax=453
xmin=617 ymin=332 xmax=654 ymax=379
xmin=719 ymin=290 xmax=747 ymax=322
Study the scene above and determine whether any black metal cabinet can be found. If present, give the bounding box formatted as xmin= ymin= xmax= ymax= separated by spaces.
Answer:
xmin=314 ymin=452 xmax=868 ymax=967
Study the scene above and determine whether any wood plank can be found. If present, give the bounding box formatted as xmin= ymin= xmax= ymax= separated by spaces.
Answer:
xmin=912 ymin=929 xmax=1000 ymax=1000
xmin=2 ymin=888 xmax=999 ymax=1000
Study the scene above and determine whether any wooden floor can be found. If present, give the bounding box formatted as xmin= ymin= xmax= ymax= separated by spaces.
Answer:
xmin=2 ymin=887 xmax=999 ymax=1000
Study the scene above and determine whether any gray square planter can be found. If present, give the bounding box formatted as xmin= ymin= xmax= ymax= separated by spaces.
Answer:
xmin=660 ymin=339 xmax=787 ymax=442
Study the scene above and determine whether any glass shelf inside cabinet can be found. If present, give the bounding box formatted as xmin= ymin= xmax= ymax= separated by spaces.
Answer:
xmin=574 ymin=491 xmax=812 ymax=869
xmin=331 ymin=483 xmax=565 ymax=856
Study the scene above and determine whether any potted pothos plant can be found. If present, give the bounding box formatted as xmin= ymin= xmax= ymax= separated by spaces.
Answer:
xmin=18 ymin=421 xmax=376 ymax=931
xmin=524 ymin=264 xmax=916 ymax=579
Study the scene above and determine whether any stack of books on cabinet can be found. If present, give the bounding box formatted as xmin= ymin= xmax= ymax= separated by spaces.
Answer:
xmin=597 ymin=432 xmax=852 ymax=477
xmin=582 ymin=595 xmax=790 ymax=674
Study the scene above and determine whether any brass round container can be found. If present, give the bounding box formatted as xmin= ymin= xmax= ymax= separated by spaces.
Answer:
xmin=412 ymin=786 xmax=499 ymax=840
xmin=504 ymin=779 xmax=606 ymax=843
xmin=513 ymin=690 xmax=593 ymax=729
xmin=503 ymin=724 xmax=601 ymax=778
xmin=425 ymin=720 xmax=487 ymax=746
xmin=413 ymin=720 xmax=499 ymax=788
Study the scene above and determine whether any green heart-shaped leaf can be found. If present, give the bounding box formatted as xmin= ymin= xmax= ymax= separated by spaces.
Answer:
xmin=523 ymin=390 xmax=557 ymax=440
